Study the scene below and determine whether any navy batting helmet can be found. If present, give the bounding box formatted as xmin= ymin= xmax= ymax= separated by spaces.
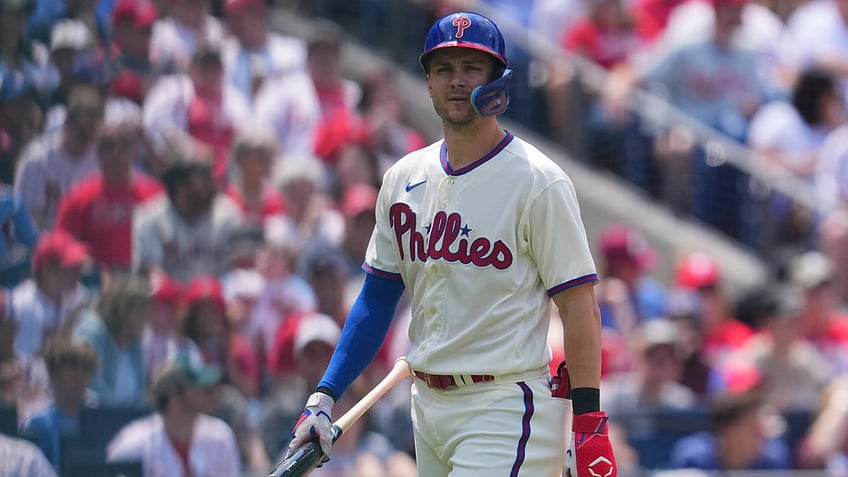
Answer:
xmin=419 ymin=12 xmax=513 ymax=117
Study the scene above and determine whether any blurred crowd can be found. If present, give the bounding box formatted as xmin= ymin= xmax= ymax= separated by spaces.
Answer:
xmin=2 ymin=0 xmax=848 ymax=476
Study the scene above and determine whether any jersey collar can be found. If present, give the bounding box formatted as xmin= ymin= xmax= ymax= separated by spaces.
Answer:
xmin=440 ymin=131 xmax=514 ymax=176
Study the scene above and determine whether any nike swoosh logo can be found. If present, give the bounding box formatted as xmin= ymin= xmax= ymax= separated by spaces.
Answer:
xmin=405 ymin=180 xmax=427 ymax=192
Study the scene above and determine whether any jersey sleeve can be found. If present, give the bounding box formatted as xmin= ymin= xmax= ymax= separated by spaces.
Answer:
xmin=525 ymin=177 xmax=598 ymax=296
xmin=363 ymin=177 xmax=402 ymax=280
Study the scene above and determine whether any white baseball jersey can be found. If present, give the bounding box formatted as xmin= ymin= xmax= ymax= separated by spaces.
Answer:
xmin=364 ymin=132 xmax=598 ymax=376
xmin=107 ymin=413 xmax=241 ymax=477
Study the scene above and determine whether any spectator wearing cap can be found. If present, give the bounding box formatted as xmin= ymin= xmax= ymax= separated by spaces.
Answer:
xmin=668 ymin=387 xmax=793 ymax=470
xmin=132 ymin=159 xmax=244 ymax=283
xmin=596 ymin=223 xmax=667 ymax=334
xmin=181 ymin=275 xmax=258 ymax=399
xmin=150 ymin=0 xmax=224 ymax=72
xmin=111 ymin=0 xmax=178 ymax=100
xmin=728 ymin=285 xmax=830 ymax=412
xmin=675 ymin=251 xmax=754 ymax=368
xmin=106 ymin=354 xmax=241 ymax=477
xmin=14 ymin=84 xmax=103 ymax=230
xmin=787 ymin=251 xmax=848 ymax=375
xmin=11 ymin=230 xmax=92 ymax=358
xmin=72 ymin=275 xmax=151 ymax=406
xmin=225 ymin=124 xmax=285 ymax=226
xmin=601 ymin=318 xmax=698 ymax=426
xmin=25 ymin=0 xmax=111 ymax=52
xmin=142 ymin=45 xmax=250 ymax=187
xmin=142 ymin=272 xmax=204 ymax=383
xmin=19 ymin=338 xmax=98 ymax=470
xmin=261 ymin=311 xmax=340 ymax=458
xmin=56 ymin=103 xmax=163 ymax=274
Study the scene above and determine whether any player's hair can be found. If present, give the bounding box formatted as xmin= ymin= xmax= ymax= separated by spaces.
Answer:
xmin=41 ymin=338 xmax=99 ymax=376
xmin=792 ymin=68 xmax=836 ymax=126
xmin=96 ymin=275 xmax=152 ymax=338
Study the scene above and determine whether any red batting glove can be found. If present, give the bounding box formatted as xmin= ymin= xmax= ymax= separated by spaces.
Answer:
xmin=565 ymin=411 xmax=617 ymax=477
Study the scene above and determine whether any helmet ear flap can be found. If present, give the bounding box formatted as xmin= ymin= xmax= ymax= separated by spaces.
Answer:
xmin=471 ymin=68 xmax=512 ymax=117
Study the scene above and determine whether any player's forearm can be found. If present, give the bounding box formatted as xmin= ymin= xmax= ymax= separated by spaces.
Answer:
xmin=553 ymin=285 xmax=602 ymax=390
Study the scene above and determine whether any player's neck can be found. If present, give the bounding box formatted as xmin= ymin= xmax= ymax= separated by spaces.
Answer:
xmin=442 ymin=120 xmax=506 ymax=171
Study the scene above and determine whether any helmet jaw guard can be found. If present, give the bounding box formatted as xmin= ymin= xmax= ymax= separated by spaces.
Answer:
xmin=471 ymin=68 xmax=512 ymax=117
xmin=420 ymin=12 xmax=511 ymax=117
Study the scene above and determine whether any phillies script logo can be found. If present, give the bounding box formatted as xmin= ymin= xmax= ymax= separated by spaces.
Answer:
xmin=452 ymin=16 xmax=471 ymax=38
xmin=389 ymin=203 xmax=513 ymax=269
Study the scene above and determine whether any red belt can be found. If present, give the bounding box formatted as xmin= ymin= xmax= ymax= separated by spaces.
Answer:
xmin=412 ymin=370 xmax=495 ymax=390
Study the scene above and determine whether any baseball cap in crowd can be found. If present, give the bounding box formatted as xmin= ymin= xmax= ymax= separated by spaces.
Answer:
xmin=224 ymin=0 xmax=264 ymax=14
xmin=112 ymin=0 xmax=158 ymax=28
xmin=788 ymin=251 xmax=833 ymax=290
xmin=599 ymin=223 xmax=656 ymax=270
xmin=222 ymin=268 xmax=265 ymax=302
xmin=675 ymin=251 xmax=720 ymax=290
xmin=637 ymin=318 xmax=680 ymax=352
xmin=294 ymin=312 xmax=341 ymax=356
xmin=185 ymin=275 xmax=226 ymax=311
xmin=33 ymin=231 xmax=89 ymax=273
xmin=151 ymin=354 xmax=222 ymax=402
xmin=341 ymin=184 xmax=378 ymax=219
xmin=50 ymin=19 xmax=94 ymax=53
xmin=150 ymin=272 xmax=184 ymax=305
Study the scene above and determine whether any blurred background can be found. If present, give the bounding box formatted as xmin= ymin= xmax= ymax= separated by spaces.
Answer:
xmin=1 ymin=0 xmax=848 ymax=475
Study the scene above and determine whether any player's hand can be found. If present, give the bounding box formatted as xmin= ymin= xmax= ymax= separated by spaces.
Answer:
xmin=285 ymin=391 xmax=335 ymax=461
xmin=565 ymin=411 xmax=617 ymax=477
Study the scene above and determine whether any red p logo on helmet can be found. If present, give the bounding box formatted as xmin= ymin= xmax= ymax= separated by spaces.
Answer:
xmin=452 ymin=16 xmax=472 ymax=38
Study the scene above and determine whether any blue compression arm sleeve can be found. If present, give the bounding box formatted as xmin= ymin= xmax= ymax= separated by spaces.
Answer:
xmin=316 ymin=272 xmax=405 ymax=400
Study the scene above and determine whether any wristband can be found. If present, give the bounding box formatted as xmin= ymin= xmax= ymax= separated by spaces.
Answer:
xmin=315 ymin=386 xmax=338 ymax=402
xmin=570 ymin=387 xmax=600 ymax=415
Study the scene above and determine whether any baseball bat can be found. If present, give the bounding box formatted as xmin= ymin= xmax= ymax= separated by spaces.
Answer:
xmin=267 ymin=357 xmax=412 ymax=477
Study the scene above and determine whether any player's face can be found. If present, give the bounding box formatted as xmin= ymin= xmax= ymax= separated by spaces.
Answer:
xmin=426 ymin=48 xmax=495 ymax=127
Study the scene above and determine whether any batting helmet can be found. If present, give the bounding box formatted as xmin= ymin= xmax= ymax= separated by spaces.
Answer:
xmin=419 ymin=12 xmax=513 ymax=117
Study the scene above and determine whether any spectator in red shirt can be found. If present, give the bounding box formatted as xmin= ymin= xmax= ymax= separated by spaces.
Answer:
xmin=675 ymin=251 xmax=754 ymax=368
xmin=56 ymin=103 xmax=163 ymax=274
xmin=225 ymin=125 xmax=284 ymax=226
xmin=563 ymin=0 xmax=642 ymax=70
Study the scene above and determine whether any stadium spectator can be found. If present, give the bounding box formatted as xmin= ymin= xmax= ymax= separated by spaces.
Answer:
xmin=729 ymin=285 xmax=831 ymax=412
xmin=151 ymin=0 xmax=224 ymax=71
xmin=747 ymin=68 xmax=844 ymax=259
xmin=302 ymin=249 xmax=353 ymax=325
xmin=798 ymin=376 xmax=848 ymax=471
xmin=132 ymin=158 xmax=244 ymax=283
xmin=19 ymin=339 xmax=98 ymax=470
xmin=25 ymin=0 xmax=111 ymax=51
xmin=111 ymin=0 xmax=178 ymax=98
xmin=14 ymin=84 xmax=103 ymax=230
xmin=0 ymin=84 xmax=44 ymax=185
xmin=668 ymin=387 xmax=794 ymax=470
xmin=106 ymin=354 xmax=242 ymax=477
xmin=601 ymin=318 xmax=699 ymax=426
xmin=596 ymin=223 xmax=667 ymax=333
xmin=181 ymin=275 xmax=258 ymax=399
xmin=56 ymin=100 xmax=163 ymax=274
xmin=784 ymin=0 xmax=848 ymax=101
xmin=225 ymin=124 xmax=284 ymax=226
xmin=0 ymin=433 xmax=57 ymax=477
xmin=12 ymin=230 xmax=92 ymax=358
xmin=562 ymin=0 xmax=642 ymax=70
xmin=675 ymin=251 xmax=754 ymax=369
xmin=142 ymin=272 xmax=203 ymax=383
xmin=261 ymin=311 xmax=340 ymax=460
xmin=72 ymin=275 xmax=150 ymax=406
xmin=786 ymin=251 xmax=848 ymax=375
xmin=142 ymin=45 xmax=250 ymax=187
xmin=0 ymin=285 xmax=49 ymax=417
xmin=306 ymin=21 xmax=361 ymax=122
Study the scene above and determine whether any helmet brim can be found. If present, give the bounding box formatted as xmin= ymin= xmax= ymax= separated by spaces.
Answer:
xmin=419 ymin=41 xmax=508 ymax=73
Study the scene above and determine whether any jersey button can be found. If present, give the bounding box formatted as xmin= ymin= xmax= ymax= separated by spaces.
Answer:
xmin=429 ymin=306 xmax=438 ymax=314
xmin=440 ymin=200 xmax=449 ymax=208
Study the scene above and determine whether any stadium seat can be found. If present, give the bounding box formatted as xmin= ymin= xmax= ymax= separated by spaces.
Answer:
xmin=63 ymin=459 xmax=143 ymax=477
xmin=78 ymin=406 xmax=152 ymax=449
xmin=0 ymin=404 xmax=17 ymax=437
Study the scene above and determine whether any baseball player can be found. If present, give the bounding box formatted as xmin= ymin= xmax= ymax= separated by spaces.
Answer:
xmin=285 ymin=12 xmax=617 ymax=477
